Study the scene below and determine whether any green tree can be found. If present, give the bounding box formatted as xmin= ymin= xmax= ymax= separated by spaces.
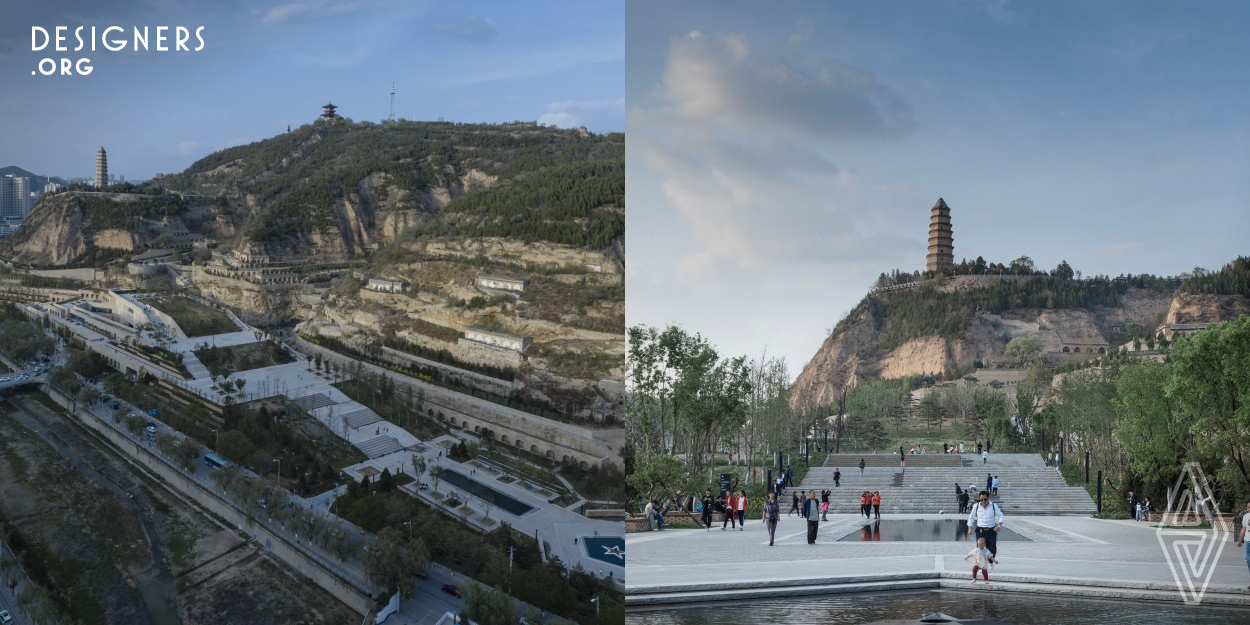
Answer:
xmin=625 ymin=324 xmax=752 ymax=495
xmin=362 ymin=527 xmax=428 ymax=599
xmin=1112 ymin=359 xmax=1187 ymax=491
xmin=1004 ymin=335 xmax=1043 ymax=364
xmin=1166 ymin=316 xmax=1250 ymax=497
xmin=217 ymin=430 xmax=255 ymax=465
xmin=461 ymin=584 xmax=515 ymax=625
xmin=1054 ymin=260 xmax=1075 ymax=281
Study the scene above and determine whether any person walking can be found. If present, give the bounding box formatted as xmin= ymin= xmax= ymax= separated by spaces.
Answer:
xmin=803 ymin=489 xmax=821 ymax=544
xmin=982 ymin=449 xmax=989 ymax=464
xmin=872 ymin=490 xmax=882 ymax=520
xmin=763 ymin=491 xmax=781 ymax=546
xmin=959 ymin=490 xmax=970 ymax=515
xmin=859 ymin=458 xmax=866 ymax=476
xmin=721 ymin=491 xmax=737 ymax=530
xmin=992 ymin=475 xmax=1000 ymax=497
xmin=820 ymin=489 xmax=831 ymax=521
xmin=986 ymin=473 xmax=993 ymax=494
xmin=977 ymin=441 xmax=983 ymax=454
xmin=1235 ymin=498 xmax=1250 ymax=589
xmin=1128 ymin=491 xmax=1138 ymax=520
xmin=834 ymin=468 xmax=841 ymax=488
xmin=955 ymin=482 xmax=963 ymax=509
xmin=788 ymin=491 xmax=800 ymax=516
xmin=735 ymin=489 xmax=748 ymax=530
xmin=701 ymin=489 xmax=715 ymax=530
xmin=964 ymin=536 xmax=998 ymax=583
xmin=860 ymin=490 xmax=872 ymax=518
xmin=967 ymin=491 xmax=1005 ymax=558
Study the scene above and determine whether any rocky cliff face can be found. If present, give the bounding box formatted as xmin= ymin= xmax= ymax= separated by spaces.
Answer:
xmin=1164 ymin=291 xmax=1250 ymax=326
xmin=3 ymin=194 xmax=141 ymax=264
xmin=790 ymin=284 xmax=1186 ymax=411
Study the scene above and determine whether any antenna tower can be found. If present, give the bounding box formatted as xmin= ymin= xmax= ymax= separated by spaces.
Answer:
xmin=389 ymin=81 xmax=396 ymax=122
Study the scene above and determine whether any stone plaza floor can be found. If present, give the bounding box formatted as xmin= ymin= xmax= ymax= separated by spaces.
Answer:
xmin=625 ymin=513 xmax=1250 ymax=608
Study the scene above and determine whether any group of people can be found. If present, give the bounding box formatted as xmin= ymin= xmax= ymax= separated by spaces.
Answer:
xmin=939 ymin=440 xmax=992 ymax=455
xmin=786 ymin=489 xmax=834 ymax=521
xmin=698 ymin=488 xmax=750 ymax=530
xmin=1127 ymin=491 xmax=1154 ymax=522
xmin=772 ymin=466 xmax=795 ymax=494
xmin=965 ymin=490 xmax=1006 ymax=581
xmin=860 ymin=490 xmax=882 ymax=519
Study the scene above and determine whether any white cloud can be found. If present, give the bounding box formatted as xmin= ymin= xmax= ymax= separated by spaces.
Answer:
xmin=260 ymin=0 xmax=384 ymax=26
xmin=628 ymin=29 xmax=916 ymax=269
xmin=434 ymin=16 xmax=498 ymax=43
xmin=538 ymin=98 xmax=624 ymax=130
xmin=645 ymin=30 xmax=914 ymax=140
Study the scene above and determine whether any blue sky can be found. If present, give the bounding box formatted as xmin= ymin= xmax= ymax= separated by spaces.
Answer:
xmin=0 ymin=0 xmax=623 ymax=180
xmin=626 ymin=0 xmax=1250 ymax=378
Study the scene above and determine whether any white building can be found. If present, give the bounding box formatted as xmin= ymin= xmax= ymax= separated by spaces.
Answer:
xmin=476 ymin=275 xmax=528 ymax=293
xmin=366 ymin=278 xmax=406 ymax=293
xmin=463 ymin=327 xmax=532 ymax=353
xmin=0 ymin=175 xmax=30 ymax=219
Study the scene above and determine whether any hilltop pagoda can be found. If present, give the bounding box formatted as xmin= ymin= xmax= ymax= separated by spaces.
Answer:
xmin=321 ymin=102 xmax=338 ymax=120
xmin=926 ymin=198 xmax=954 ymax=274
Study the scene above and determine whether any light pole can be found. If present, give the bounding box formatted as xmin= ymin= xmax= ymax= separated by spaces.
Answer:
xmin=590 ymin=596 xmax=599 ymax=615
xmin=403 ymin=520 xmax=412 ymax=539
xmin=273 ymin=458 xmax=281 ymax=482
xmin=211 ymin=428 xmax=219 ymax=450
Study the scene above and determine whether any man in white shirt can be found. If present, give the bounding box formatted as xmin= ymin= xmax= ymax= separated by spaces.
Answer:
xmin=1236 ymin=498 xmax=1250 ymax=591
xmin=967 ymin=491 xmax=1005 ymax=557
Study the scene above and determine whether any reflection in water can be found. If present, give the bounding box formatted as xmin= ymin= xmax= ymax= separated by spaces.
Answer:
xmin=625 ymin=590 xmax=1250 ymax=625
xmin=837 ymin=519 xmax=1029 ymax=542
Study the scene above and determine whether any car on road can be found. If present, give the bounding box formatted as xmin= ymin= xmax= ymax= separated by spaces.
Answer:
xmin=0 ymin=610 xmax=12 ymax=624
xmin=441 ymin=584 xmax=460 ymax=597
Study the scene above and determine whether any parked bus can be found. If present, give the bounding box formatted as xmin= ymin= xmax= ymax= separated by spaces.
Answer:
xmin=203 ymin=452 xmax=232 ymax=470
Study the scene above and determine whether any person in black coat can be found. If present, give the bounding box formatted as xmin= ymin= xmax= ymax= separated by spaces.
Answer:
xmin=701 ymin=489 xmax=714 ymax=530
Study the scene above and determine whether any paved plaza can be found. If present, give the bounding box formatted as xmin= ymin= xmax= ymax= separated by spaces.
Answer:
xmin=625 ymin=513 xmax=1250 ymax=608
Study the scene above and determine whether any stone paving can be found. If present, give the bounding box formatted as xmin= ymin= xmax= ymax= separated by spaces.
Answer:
xmin=625 ymin=513 xmax=1250 ymax=607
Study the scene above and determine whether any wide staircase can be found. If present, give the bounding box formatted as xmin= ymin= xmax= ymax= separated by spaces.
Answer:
xmin=802 ymin=453 xmax=1096 ymax=516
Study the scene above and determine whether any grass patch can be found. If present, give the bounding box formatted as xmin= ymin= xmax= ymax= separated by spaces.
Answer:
xmin=147 ymin=295 xmax=237 ymax=337
xmin=194 ymin=340 xmax=295 ymax=377
xmin=529 ymin=341 xmax=620 ymax=380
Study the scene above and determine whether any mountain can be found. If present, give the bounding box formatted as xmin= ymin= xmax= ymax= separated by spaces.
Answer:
xmin=790 ymin=260 xmax=1250 ymax=411
xmin=0 ymin=165 xmax=66 ymax=190
xmin=2 ymin=120 xmax=623 ymax=266
xmin=159 ymin=119 xmax=623 ymax=259
xmin=1 ymin=191 xmax=190 ymax=265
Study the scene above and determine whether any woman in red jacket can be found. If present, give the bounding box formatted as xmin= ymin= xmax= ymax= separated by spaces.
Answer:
xmin=721 ymin=491 xmax=737 ymax=530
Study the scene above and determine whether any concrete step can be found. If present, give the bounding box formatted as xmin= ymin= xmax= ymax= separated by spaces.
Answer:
xmin=800 ymin=454 xmax=1096 ymax=515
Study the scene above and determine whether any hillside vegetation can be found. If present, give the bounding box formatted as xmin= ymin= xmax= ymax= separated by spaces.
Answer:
xmin=160 ymin=120 xmax=624 ymax=257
